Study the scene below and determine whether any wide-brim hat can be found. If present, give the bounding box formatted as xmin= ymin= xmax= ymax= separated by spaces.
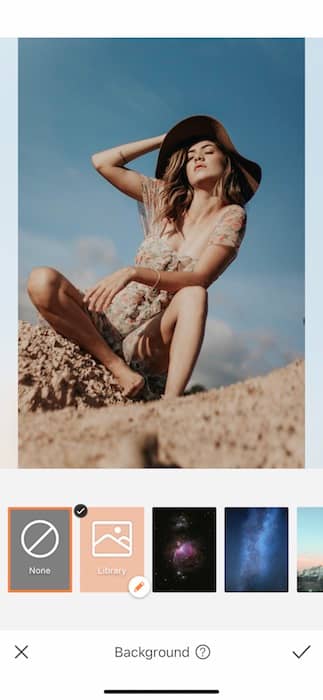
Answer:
xmin=155 ymin=114 xmax=262 ymax=202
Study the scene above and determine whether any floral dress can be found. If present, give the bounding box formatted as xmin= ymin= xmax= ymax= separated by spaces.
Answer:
xmin=87 ymin=175 xmax=247 ymax=399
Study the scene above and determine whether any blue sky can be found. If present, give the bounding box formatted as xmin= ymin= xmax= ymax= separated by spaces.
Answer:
xmin=19 ymin=38 xmax=304 ymax=388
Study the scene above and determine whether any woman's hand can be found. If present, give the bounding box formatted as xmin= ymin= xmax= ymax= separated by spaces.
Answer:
xmin=83 ymin=266 xmax=135 ymax=313
xmin=159 ymin=132 xmax=167 ymax=144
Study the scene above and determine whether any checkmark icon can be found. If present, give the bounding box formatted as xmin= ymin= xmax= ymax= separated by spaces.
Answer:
xmin=292 ymin=645 xmax=311 ymax=659
xmin=74 ymin=504 xmax=88 ymax=519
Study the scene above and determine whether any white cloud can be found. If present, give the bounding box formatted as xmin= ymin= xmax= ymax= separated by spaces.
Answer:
xmin=20 ymin=230 xmax=68 ymax=269
xmin=189 ymin=318 xmax=302 ymax=390
xmin=19 ymin=230 xmax=120 ymax=322
xmin=75 ymin=236 xmax=118 ymax=267
xmin=189 ymin=319 xmax=248 ymax=389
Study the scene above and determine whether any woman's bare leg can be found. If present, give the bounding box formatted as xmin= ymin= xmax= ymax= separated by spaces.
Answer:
xmin=130 ymin=286 xmax=208 ymax=397
xmin=163 ymin=286 xmax=208 ymax=397
xmin=27 ymin=266 xmax=145 ymax=397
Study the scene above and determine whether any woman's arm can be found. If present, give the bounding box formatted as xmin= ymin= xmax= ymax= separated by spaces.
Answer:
xmin=132 ymin=243 xmax=237 ymax=292
xmin=83 ymin=245 xmax=236 ymax=312
xmin=91 ymin=134 xmax=166 ymax=201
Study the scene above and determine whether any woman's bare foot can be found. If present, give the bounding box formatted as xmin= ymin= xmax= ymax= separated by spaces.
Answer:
xmin=109 ymin=358 xmax=145 ymax=398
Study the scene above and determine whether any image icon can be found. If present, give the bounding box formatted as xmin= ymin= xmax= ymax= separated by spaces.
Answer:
xmin=92 ymin=521 xmax=133 ymax=558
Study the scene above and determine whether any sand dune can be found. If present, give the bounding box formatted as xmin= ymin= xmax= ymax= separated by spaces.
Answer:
xmin=19 ymin=321 xmax=304 ymax=469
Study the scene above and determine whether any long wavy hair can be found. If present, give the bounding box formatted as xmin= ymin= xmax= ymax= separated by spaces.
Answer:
xmin=154 ymin=137 xmax=247 ymax=231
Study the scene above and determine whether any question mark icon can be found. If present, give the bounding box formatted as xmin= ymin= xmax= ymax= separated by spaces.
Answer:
xmin=195 ymin=644 xmax=211 ymax=659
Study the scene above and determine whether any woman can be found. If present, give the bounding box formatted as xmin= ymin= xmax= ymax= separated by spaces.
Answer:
xmin=27 ymin=115 xmax=261 ymax=400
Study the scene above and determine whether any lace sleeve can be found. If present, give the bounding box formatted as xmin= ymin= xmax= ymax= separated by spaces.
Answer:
xmin=207 ymin=205 xmax=247 ymax=250
xmin=137 ymin=175 xmax=164 ymax=238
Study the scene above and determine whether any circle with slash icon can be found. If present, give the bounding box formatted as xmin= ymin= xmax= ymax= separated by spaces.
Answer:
xmin=20 ymin=520 xmax=60 ymax=559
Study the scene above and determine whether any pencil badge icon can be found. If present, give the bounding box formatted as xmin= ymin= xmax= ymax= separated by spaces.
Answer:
xmin=134 ymin=580 xmax=144 ymax=592
xmin=128 ymin=576 xmax=150 ymax=598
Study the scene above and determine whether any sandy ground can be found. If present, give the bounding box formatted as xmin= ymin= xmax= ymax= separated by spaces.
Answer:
xmin=19 ymin=321 xmax=304 ymax=469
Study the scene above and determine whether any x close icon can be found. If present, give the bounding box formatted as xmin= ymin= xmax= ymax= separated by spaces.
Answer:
xmin=14 ymin=644 xmax=29 ymax=659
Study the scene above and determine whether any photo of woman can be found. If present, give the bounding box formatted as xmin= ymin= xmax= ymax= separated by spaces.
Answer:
xmin=27 ymin=115 xmax=261 ymax=401
xmin=18 ymin=38 xmax=304 ymax=468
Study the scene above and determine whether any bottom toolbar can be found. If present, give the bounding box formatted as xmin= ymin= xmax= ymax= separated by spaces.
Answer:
xmin=0 ymin=630 xmax=320 ymax=700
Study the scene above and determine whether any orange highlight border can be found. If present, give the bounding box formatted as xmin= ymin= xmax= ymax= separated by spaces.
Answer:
xmin=8 ymin=507 xmax=73 ymax=593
